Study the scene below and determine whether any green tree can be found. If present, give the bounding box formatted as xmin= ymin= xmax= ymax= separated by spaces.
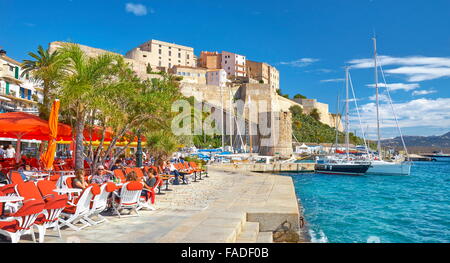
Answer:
xmin=293 ymin=93 xmax=307 ymax=99
xmin=21 ymin=45 xmax=66 ymax=119
xmin=290 ymin=105 xmax=303 ymax=116
xmin=57 ymin=43 xmax=121 ymax=170
xmin=309 ymin=108 xmax=321 ymax=121
xmin=145 ymin=130 xmax=179 ymax=162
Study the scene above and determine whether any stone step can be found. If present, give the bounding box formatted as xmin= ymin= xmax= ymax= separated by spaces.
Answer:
xmin=157 ymin=211 xmax=246 ymax=243
xmin=236 ymin=222 xmax=259 ymax=243
xmin=256 ymin=232 xmax=273 ymax=243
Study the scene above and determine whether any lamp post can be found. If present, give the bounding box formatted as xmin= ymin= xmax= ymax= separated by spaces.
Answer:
xmin=136 ymin=131 xmax=143 ymax=167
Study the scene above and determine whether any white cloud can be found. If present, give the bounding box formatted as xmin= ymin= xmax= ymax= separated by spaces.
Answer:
xmin=348 ymin=55 xmax=450 ymax=69
xmin=279 ymin=58 xmax=319 ymax=67
xmin=348 ymin=55 xmax=450 ymax=82
xmin=385 ymin=66 xmax=450 ymax=82
xmin=125 ymin=3 xmax=150 ymax=16
xmin=320 ymin=78 xmax=345 ymax=83
xmin=366 ymin=83 xmax=420 ymax=92
xmin=368 ymin=93 xmax=390 ymax=102
xmin=412 ymin=89 xmax=437 ymax=96
xmin=352 ymin=98 xmax=450 ymax=135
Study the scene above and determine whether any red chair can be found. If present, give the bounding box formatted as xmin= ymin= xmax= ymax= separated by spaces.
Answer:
xmin=9 ymin=171 xmax=24 ymax=185
xmin=0 ymin=191 xmax=5 ymax=217
xmin=0 ymin=184 xmax=17 ymax=196
xmin=113 ymin=169 xmax=127 ymax=183
xmin=133 ymin=167 xmax=145 ymax=179
xmin=0 ymin=199 xmax=45 ymax=243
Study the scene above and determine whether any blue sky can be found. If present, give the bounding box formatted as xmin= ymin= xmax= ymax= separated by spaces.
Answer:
xmin=1 ymin=0 xmax=450 ymax=138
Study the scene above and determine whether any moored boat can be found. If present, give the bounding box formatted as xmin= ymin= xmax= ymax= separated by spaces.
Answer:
xmin=423 ymin=152 xmax=450 ymax=162
xmin=365 ymin=160 xmax=411 ymax=175
xmin=315 ymin=162 xmax=371 ymax=176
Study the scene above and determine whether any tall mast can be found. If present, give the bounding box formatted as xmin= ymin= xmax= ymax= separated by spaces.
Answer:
xmin=345 ymin=67 xmax=350 ymax=161
xmin=248 ymin=95 xmax=253 ymax=153
xmin=334 ymin=93 xmax=340 ymax=150
xmin=221 ymin=85 xmax=225 ymax=150
xmin=373 ymin=36 xmax=382 ymax=159
xmin=229 ymin=89 xmax=233 ymax=151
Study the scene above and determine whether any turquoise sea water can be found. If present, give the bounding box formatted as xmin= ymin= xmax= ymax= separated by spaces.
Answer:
xmin=282 ymin=162 xmax=450 ymax=243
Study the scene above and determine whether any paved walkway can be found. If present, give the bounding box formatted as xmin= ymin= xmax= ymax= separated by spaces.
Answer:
xmin=2 ymin=169 xmax=301 ymax=243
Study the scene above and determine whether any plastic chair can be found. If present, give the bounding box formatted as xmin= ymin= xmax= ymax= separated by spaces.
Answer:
xmin=0 ymin=199 xmax=45 ymax=243
xmin=84 ymin=182 xmax=115 ymax=225
xmin=59 ymin=186 xmax=95 ymax=231
xmin=112 ymin=181 xmax=143 ymax=218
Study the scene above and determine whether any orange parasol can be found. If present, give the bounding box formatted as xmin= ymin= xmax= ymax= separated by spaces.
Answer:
xmin=41 ymin=100 xmax=61 ymax=170
xmin=0 ymin=111 xmax=72 ymax=162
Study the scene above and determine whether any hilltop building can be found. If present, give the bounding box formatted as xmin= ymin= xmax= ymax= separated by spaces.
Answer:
xmin=169 ymin=66 xmax=207 ymax=85
xmin=206 ymin=69 xmax=228 ymax=87
xmin=293 ymin=98 xmax=342 ymax=130
xmin=246 ymin=60 xmax=280 ymax=91
xmin=198 ymin=51 xmax=222 ymax=70
xmin=125 ymin=39 xmax=195 ymax=72
xmin=221 ymin=51 xmax=246 ymax=78
xmin=0 ymin=50 xmax=41 ymax=114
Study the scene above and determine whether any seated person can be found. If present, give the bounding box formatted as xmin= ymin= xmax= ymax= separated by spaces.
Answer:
xmin=110 ymin=159 xmax=124 ymax=171
xmin=143 ymin=168 xmax=157 ymax=188
xmin=91 ymin=165 xmax=115 ymax=185
xmin=126 ymin=171 xmax=139 ymax=182
xmin=18 ymin=164 xmax=35 ymax=181
xmin=72 ymin=169 xmax=89 ymax=189
xmin=141 ymin=168 xmax=158 ymax=204
xmin=167 ymin=161 xmax=187 ymax=185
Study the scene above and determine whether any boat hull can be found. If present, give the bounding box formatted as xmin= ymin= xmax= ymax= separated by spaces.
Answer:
xmin=366 ymin=161 xmax=411 ymax=175
xmin=424 ymin=155 xmax=450 ymax=162
xmin=315 ymin=163 xmax=370 ymax=176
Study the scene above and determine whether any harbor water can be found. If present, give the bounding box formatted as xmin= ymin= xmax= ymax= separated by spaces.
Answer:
xmin=282 ymin=162 xmax=450 ymax=243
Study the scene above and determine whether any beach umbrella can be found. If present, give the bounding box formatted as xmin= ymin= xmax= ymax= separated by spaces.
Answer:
xmin=0 ymin=111 xmax=72 ymax=162
xmin=41 ymin=99 xmax=60 ymax=170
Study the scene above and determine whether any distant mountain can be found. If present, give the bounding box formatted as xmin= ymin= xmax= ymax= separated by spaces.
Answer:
xmin=381 ymin=132 xmax=450 ymax=153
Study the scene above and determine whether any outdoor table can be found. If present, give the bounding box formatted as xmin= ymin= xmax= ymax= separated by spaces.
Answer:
xmin=0 ymin=196 xmax=24 ymax=202
xmin=160 ymin=175 xmax=172 ymax=192
xmin=29 ymin=173 xmax=50 ymax=180
xmin=190 ymin=171 xmax=198 ymax=183
xmin=53 ymin=188 xmax=82 ymax=194
xmin=54 ymin=188 xmax=82 ymax=201
xmin=0 ymin=196 xmax=24 ymax=216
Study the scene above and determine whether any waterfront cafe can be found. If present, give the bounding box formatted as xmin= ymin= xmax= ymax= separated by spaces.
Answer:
xmin=0 ymin=107 xmax=207 ymax=243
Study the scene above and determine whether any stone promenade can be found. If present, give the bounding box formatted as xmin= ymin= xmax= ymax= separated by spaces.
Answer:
xmin=5 ymin=168 xmax=302 ymax=243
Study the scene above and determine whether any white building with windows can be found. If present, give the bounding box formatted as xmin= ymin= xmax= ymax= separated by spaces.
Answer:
xmin=169 ymin=66 xmax=207 ymax=85
xmin=206 ymin=69 xmax=228 ymax=87
xmin=0 ymin=50 xmax=41 ymax=114
xmin=221 ymin=51 xmax=246 ymax=78
xmin=125 ymin=39 xmax=195 ymax=72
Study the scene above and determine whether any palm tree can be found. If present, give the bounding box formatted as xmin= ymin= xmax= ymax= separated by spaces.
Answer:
xmin=21 ymin=45 xmax=65 ymax=119
xmin=57 ymin=43 xmax=120 ymax=170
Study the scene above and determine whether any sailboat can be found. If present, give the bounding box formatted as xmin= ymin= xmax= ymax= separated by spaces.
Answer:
xmin=315 ymin=68 xmax=371 ymax=176
xmin=365 ymin=37 xmax=412 ymax=176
